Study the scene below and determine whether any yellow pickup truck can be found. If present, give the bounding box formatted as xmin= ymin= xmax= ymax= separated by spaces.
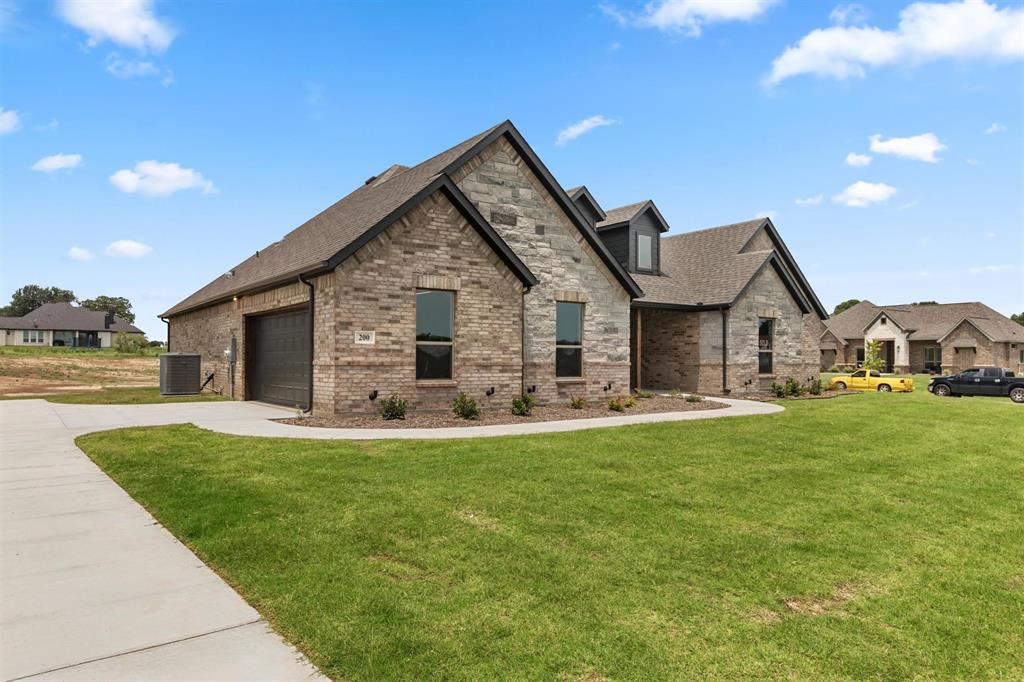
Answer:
xmin=829 ymin=369 xmax=914 ymax=393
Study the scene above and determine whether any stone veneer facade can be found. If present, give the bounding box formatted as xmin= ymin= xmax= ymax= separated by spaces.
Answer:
xmin=450 ymin=138 xmax=632 ymax=403
xmin=636 ymin=265 xmax=821 ymax=396
xmin=169 ymin=190 xmax=526 ymax=414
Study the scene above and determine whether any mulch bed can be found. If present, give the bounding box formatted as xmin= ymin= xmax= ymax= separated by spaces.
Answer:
xmin=740 ymin=389 xmax=859 ymax=402
xmin=278 ymin=394 xmax=727 ymax=429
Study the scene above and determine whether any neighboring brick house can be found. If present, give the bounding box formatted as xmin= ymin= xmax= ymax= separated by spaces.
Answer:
xmin=822 ymin=301 xmax=1024 ymax=374
xmin=565 ymin=188 xmax=828 ymax=396
xmin=163 ymin=121 xmax=641 ymax=413
xmin=0 ymin=302 xmax=144 ymax=348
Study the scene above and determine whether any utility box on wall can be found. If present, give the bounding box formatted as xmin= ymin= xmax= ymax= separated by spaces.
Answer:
xmin=160 ymin=352 xmax=201 ymax=395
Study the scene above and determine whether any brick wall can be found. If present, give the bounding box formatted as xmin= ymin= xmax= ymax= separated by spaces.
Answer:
xmin=940 ymin=320 xmax=1003 ymax=374
xmin=451 ymin=137 xmax=632 ymax=403
xmin=636 ymin=307 xmax=700 ymax=391
xmin=169 ymin=189 xmax=525 ymax=415
xmin=329 ymin=191 xmax=524 ymax=413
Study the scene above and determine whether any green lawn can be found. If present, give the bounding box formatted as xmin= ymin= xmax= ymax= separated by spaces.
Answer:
xmin=0 ymin=345 xmax=164 ymax=358
xmin=78 ymin=389 xmax=1023 ymax=680
xmin=1 ymin=386 xmax=227 ymax=404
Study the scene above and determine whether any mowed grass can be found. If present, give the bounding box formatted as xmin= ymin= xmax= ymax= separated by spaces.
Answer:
xmin=0 ymin=386 xmax=227 ymax=404
xmin=78 ymin=390 xmax=1024 ymax=680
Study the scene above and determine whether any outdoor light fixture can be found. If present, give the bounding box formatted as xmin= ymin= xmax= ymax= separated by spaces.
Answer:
xmin=368 ymin=389 xmax=379 ymax=401
xmin=527 ymin=385 xmax=536 ymax=393
xmin=485 ymin=387 xmax=495 ymax=396
xmin=603 ymin=381 xmax=613 ymax=392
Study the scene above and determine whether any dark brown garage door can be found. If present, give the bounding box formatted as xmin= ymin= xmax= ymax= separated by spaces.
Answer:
xmin=247 ymin=309 xmax=310 ymax=408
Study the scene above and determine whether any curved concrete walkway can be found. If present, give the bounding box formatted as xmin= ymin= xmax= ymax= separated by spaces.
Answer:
xmin=1 ymin=395 xmax=778 ymax=680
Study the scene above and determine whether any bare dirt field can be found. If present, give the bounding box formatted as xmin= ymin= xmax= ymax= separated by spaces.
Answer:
xmin=0 ymin=351 xmax=159 ymax=396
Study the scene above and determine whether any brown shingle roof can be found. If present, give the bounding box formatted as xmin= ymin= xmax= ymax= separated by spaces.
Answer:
xmin=0 ymin=302 xmax=143 ymax=333
xmin=633 ymin=219 xmax=770 ymax=307
xmin=162 ymin=124 xmax=503 ymax=317
xmin=825 ymin=301 xmax=1024 ymax=343
xmin=597 ymin=200 xmax=649 ymax=229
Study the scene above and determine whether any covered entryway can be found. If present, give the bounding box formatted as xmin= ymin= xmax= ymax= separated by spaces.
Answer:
xmin=246 ymin=309 xmax=310 ymax=408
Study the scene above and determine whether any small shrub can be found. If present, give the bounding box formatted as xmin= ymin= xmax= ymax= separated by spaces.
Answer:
xmin=634 ymin=389 xmax=654 ymax=399
xmin=827 ymin=365 xmax=841 ymax=373
xmin=451 ymin=392 xmax=480 ymax=420
xmin=568 ymin=394 xmax=586 ymax=409
xmin=623 ymin=395 xmax=637 ymax=408
xmin=685 ymin=393 xmax=704 ymax=402
xmin=114 ymin=332 xmax=149 ymax=354
xmin=769 ymin=381 xmax=787 ymax=399
xmin=784 ymin=377 xmax=804 ymax=397
xmin=807 ymin=379 xmax=823 ymax=395
xmin=511 ymin=394 xmax=535 ymax=417
xmin=379 ymin=393 xmax=407 ymax=420
xmin=608 ymin=396 xmax=625 ymax=412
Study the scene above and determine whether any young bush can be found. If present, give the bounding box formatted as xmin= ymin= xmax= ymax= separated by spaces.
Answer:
xmin=114 ymin=332 xmax=149 ymax=354
xmin=511 ymin=394 xmax=535 ymax=417
xmin=784 ymin=377 xmax=804 ymax=397
xmin=634 ymin=389 xmax=653 ymax=399
xmin=623 ymin=395 xmax=637 ymax=408
xmin=568 ymin=394 xmax=586 ymax=409
xmin=685 ymin=393 xmax=704 ymax=402
xmin=451 ymin=392 xmax=480 ymax=420
xmin=863 ymin=339 xmax=886 ymax=372
xmin=807 ymin=379 xmax=824 ymax=395
xmin=608 ymin=396 xmax=625 ymax=412
xmin=827 ymin=365 xmax=841 ymax=373
xmin=769 ymin=382 xmax=787 ymax=399
xmin=379 ymin=393 xmax=407 ymax=420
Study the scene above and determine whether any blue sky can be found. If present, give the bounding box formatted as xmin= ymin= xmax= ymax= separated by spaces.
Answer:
xmin=2 ymin=0 xmax=1022 ymax=338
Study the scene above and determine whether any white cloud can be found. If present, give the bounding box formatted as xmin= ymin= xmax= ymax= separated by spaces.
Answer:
xmin=898 ymin=200 xmax=920 ymax=210
xmin=832 ymin=180 xmax=897 ymax=207
xmin=985 ymin=122 xmax=1006 ymax=134
xmin=985 ymin=231 xmax=996 ymax=237
xmin=765 ymin=0 xmax=1024 ymax=86
xmin=754 ymin=209 xmax=777 ymax=221
xmin=34 ymin=118 xmax=59 ymax=131
xmin=555 ymin=115 xmax=617 ymax=146
xmin=968 ymin=264 xmax=1016 ymax=273
xmin=830 ymin=3 xmax=869 ymax=25
xmin=845 ymin=151 xmax=873 ymax=166
xmin=57 ymin=0 xmax=175 ymax=52
xmin=104 ymin=54 xmax=174 ymax=85
xmin=966 ymin=157 xmax=979 ymax=165
xmin=869 ymin=132 xmax=946 ymax=162
xmin=110 ymin=160 xmax=215 ymax=197
xmin=795 ymin=194 xmax=824 ymax=205
xmin=32 ymin=153 xmax=83 ymax=173
xmin=104 ymin=239 xmax=152 ymax=258
xmin=0 ymin=106 xmax=20 ymax=134
xmin=67 ymin=246 xmax=93 ymax=261
xmin=602 ymin=0 xmax=777 ymax=36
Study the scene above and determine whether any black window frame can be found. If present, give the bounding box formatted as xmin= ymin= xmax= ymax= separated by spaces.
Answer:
xmin=924 ymin=346 xmax=942 ymax=371
xmin=555 ymin=301 xmax=584 ymax=378
xmin=856 ymin=347 xmax=865 ymax=365
xmin=415 ymin=289 xmax=454 ymax=381
xmin=758 ymin=318 xmax=773 ymax=375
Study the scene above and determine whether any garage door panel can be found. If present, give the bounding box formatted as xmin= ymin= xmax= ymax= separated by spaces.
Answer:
xmin=247 ymin=310 xmax=310 ymax=407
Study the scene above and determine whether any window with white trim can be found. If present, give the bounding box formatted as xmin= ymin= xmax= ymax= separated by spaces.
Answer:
xmin=22 ymin=330 xmax=44 ymax=344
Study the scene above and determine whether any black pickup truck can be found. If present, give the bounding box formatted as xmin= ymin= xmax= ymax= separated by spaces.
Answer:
xmin=928 ymin=367 xmax=1024 ymax=403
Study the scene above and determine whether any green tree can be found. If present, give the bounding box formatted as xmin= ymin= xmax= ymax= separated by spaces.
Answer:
xmin=1012 ymin=312 xmax=1024 ymax=326
xmin=863 ymin=339 xmax=886 ymax=372
xmin=80 ymin=295 xmax=135 ymax=324
xmin=0 ymin=285 xmax=76 ymax=317
xmin=833 ymin=298 xmax=861 ymax=315
xmin=911 ymin=301 xmax=939 ymax=306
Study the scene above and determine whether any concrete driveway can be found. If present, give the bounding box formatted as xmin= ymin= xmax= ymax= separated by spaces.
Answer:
xmin=0 ymin=399 xmax=320 ymax=681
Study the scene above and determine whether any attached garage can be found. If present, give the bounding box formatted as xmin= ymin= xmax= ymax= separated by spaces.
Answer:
xmin=246 ymin=309 xmax=310 ymax=408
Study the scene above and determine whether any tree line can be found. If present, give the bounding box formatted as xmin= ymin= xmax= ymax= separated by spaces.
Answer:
xmin=0 ymin=285 xmax=136 ymax=324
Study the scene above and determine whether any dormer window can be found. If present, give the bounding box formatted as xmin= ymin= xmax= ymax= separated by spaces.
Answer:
xmin=637 ymin=234 xmax=653 ymax=271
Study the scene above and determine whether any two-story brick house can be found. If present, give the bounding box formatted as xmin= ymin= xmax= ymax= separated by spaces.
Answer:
xmin=164 ymin=120 xmax=826 ymax=412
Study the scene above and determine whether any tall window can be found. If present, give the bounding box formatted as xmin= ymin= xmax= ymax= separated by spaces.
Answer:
xmin=637 ymin=234 xmax=653 ymax=271
xmin=758 ymin=318 xmax=773 ymax=374
xmin=415 ymin=290 xmax=453 ymax=380
xmin=556 ymin=302 xmax=583 ymax=378
xmin=856 ymin=347 xmax=865 ymax=365
xmin=924 ymin=347 xmax=942 ymax=372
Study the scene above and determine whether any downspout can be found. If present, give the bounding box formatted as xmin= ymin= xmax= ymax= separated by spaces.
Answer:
xmin=298 ymin=274 xmax=315 ymax=413
xmin=160 ymin=316 xmax=170 ymax=351
xmin=521 ymin=284 xmax=532 ymax=395
xmin=720 ymin=306 xmax=730 ymax=394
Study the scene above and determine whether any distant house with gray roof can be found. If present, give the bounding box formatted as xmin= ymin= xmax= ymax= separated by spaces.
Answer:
xmin=0 ymin=302 xmax=144 ymax=348
xmin=821 ymin=300 xmax=1024 ymax=373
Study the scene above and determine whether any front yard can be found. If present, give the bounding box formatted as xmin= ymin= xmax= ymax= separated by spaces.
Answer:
xmin=78 ymin=389 xmax=1023 ymax=680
